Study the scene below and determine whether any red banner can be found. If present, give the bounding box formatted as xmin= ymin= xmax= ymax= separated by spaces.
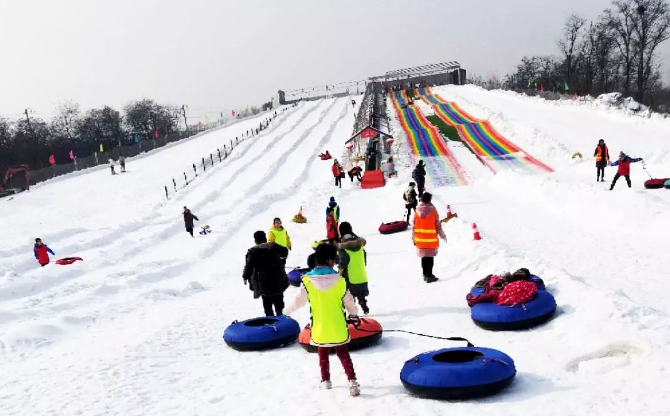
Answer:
xmin=361 ymin=128 xmax=377 ymax=139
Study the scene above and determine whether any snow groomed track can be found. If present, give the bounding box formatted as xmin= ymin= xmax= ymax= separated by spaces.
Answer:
xmin=390 ymin=90 xmax=468 ymax=187
xmin=419 ymin=88 xmax=553 ymax=174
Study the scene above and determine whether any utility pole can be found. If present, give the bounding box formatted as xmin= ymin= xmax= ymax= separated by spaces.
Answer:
xmin=24 ymin=108 xmax=36 ymax=140
xmin=181 ymin=105 xmax=189 ymax=133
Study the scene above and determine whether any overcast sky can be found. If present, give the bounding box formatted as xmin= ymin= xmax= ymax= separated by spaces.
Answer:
xmin=1 ymin=0 xmax=669 ymax=121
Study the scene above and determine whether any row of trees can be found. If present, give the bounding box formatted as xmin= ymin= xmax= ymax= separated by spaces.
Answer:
xmin=503 ymin=0 xmax=670 ymax=107
xmin=0 ymin=99 xmax=184 ymax=175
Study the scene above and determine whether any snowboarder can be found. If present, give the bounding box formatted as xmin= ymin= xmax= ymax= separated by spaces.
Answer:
xmin=610 ymin=152 xmax=643 ymax=190
xmin=284 ymin=243 xmax=361 ymax=396
xmin=33 ymin=238 xmax=54 ymax=267
xmin=412 ymin=160 xmax=426 ymax=197
xmin=268 ymin=217 xmax=292 ymax=268
xmin=119 ymin=155 xmax=126 ymax=173
xmin=183 ymin=206 xmax=199 ymax=237
xmin=109 ymin=159 xmax=116 ymax=175
xmin=412 ymin=192 xmax=446 ymax=283
xmin=327 ymin=197 xmax=340 ymax=222
xmin=332 ymin=160 xmax=344 ymax=188
xmin=594 ymin=139 xmax=609 ymax=182
xmin=326 ymin=208 xmax=340 ymax=244
xmin=242 ymin=231 xmax=289 ymax=316
xmin=337 ymin=222 xmax=369 ymax=315
xmin=404 ymin=182 xmax=418 ymax=222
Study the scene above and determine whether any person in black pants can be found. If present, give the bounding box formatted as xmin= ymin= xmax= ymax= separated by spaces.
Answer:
xmin=242 ymin=231 xmax=290 ymax=316
xmin=412 ymin=161 xmax=426 ymax=197
xmin=403 ymin=182 xmax=418 ymax=222
xmin=594 ymin=139 xmax=609 ymax=182
xmin=183 ymin=206 xmax=199 ymax=237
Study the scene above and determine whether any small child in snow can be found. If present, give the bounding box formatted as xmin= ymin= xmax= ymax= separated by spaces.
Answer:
xmin=284 ymin=243 xmax=361 ymax=396
xmin=326 ymin=208 xmax=340 ymax=244
xmin=34 ymin=238 xmax=54 ymax=267
xmin=337 ymin=222 xmax=370 ymax=315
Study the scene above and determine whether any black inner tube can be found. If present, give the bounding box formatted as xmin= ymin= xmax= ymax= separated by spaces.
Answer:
xmin=244 ymin=318 xmax=279 ymax=327
xmin=432 ymin=350 xmax=483 ymax=363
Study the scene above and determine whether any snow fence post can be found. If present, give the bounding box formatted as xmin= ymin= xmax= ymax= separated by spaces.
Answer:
xmin=193 ymin=163 xmax=197 ymax=177
xmin=184 ymin=172 xmax=188 ymax=186
xmin=164 ymin=185 xmax=169 ymax=199
xmin=173 ymin=178 xmax=177 ymax=192
xmin=210 ymin=154 xmax=214 ymax=166
xmin=218 ymin=149 xmax=221 ymax=162
xmin=202 ymin=157 xmax=206 ymax=172
xmin=230 ymin=139 xmax=233 ymax=148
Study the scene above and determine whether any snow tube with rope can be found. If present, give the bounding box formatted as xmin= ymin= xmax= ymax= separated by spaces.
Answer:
xmin=379 ymin=221 xmax=408 ymax=234
xmin=298 ymin=318 xmax=382 ymax=352
xmin=223 ymin=316 xmax=300 ymax=351
xmin=644 ymin=178 xmax=669 ymax=189
xmin=400 ymin=347 xmax=516 ymax=400
xmin=287 ymin=267 xmax=309 ymax=287
xmin=55 ymin=257 xmax=83 ymax=265
xmin=469 ymin=277 xmax=555 ymax=331
xmin=292 ymin=215 xmax=307 ymax=223
xmin=665 ymin=179 xmax=670 ymax=189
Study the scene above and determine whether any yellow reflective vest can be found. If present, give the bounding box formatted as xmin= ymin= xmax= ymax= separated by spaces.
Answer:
xmin=303 ymin=275 xmax=349 ymax=345
xmin=344 ymin=248 xmax=368 ymax=285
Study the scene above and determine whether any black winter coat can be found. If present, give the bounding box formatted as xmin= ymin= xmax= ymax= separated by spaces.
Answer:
xmin=412 ymin=165 xmax=426 ymax=184
xmin=242 ymin=243 xmax=289 ymax=298
xmin=183 ymin=210 xmax=199 ymax=228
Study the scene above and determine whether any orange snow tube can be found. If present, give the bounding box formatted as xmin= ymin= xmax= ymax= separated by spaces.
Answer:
xmin=298 ymin=318 xmax=382 ymax=352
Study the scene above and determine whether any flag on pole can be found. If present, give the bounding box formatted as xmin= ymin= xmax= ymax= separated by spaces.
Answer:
xmin=69 ymin=150 xmax=74 ymax=160
xmin=100 ymin=143 xmax=104 ymax=153
xmin=231 ymin=110 xmax=236 ymax=117
xmin=540 ymin=84 xmax=545 ymax=93
xmin=564 ymin=81 xmax=570 ymax=92
xmin=155 ymin=130 xmax=159 ymax=138
xmin=49 ymin=154 xmax=55 ymax=165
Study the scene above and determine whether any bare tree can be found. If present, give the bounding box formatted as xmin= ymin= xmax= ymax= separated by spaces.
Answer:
xmin=630 ymin=0 xmax=670 ymax=101
xmin=559 ymin=14 xmax=587 ymax=87
xmin=606 ymin=1 xmax=639 ymax=97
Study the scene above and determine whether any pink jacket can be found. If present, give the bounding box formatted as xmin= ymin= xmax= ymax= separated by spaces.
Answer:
xmin=411 ymin=202 xmax=446 ymax=258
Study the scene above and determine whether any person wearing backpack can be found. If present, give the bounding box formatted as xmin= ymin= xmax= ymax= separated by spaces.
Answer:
xmin=337 ymin=222 xmax=369 ymax=314
xmin=284 ymin=244 xmax=361 ymax=396
xmin=403 ymin=182 xmax=418 ymax=222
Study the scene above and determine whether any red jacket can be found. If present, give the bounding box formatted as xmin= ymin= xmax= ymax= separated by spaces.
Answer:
xmin=332 ymin=163 xmax=343 ymax=178
xmin=34 ymin=243 xmax=54 ymax=265
xmin=326 ymin=215 xmax=339 ymax=240
xmin=611 ymin=156 xmax=642 ymax=176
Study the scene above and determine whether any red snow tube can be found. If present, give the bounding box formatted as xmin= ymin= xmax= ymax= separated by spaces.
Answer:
xmin=56 ymin=257 xmax=83 ymax=265
xmin=379 ymin=221 xmax=408 ymax=234
xmin=298 ymin=318 xmax=383 ymax=353
xmin=319 ymin=153 xmax=332 ymax=160
xmin=645 ymin=178 xmax=669 ymax=189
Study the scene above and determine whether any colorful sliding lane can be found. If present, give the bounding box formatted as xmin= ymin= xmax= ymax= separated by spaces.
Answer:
xmin=418 ymin=87 xmax=553 ymax=173
xmin=390 ymin=90 xmax=469 ymax=186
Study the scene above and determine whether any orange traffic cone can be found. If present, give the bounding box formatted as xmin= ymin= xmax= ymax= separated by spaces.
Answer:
xmin=472 ymin=223 xmax=482 ymax=241
xmin=446 ymin=205 xmax=453 ymax=219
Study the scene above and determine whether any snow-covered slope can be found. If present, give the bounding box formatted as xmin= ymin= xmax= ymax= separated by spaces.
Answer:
xmin=1 ymin=91 xmax=670 ymax=416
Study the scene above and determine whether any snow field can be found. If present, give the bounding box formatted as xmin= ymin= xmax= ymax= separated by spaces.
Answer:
xmin=1 ymin=88 xmax=670 ymax=416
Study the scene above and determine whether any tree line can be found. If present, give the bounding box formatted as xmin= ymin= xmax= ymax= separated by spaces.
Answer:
xmin=500 ymin=0 xmax=670 ymax=110
xmin=0 ymin=96 xmax=275 ymax=176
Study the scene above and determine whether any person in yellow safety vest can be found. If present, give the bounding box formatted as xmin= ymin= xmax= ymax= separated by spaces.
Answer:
xmin=594 ymin=139 xmax=610 ymax=183
xmin=412 ymin=192 xmax=446 ymax=283
xmin=284 ymin=244 xmax=361 ymax=396
xmin=336 ymin=222 xmax=369 ymax=315
xmin=327 ymin=196 xmax=340 ymax=222
xmin=268 ymin=217 xmax=291 ymax=267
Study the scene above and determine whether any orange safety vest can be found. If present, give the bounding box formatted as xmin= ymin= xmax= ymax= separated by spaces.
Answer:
xmin=413 ymin=210 xmax=439 ymax=249
xmin=595 ymin=145 xmax=609 ymax=162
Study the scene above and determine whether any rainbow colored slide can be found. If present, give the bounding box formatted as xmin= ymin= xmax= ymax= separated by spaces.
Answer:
xmin=418 ymin=88 xmax=553 ymax=173
xmin=390 ymin=90 xmax=468 ymax=186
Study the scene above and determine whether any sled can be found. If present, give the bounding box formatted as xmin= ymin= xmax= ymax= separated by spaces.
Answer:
xmin=56 ymin=257 xmax=83 ymax=265
xmin=440 ymin=213 xmax=458 ymax=223
xmin=200 ymin=225 xmax=212 ymax=235
xmin=379 ymin=221 xmax=408 ymax=234
xmin=644 ymin=178 xmax=669 ymax=189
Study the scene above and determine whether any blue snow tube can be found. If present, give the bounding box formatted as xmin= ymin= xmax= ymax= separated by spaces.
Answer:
xmin=664 ymin=179 xmax=670 ymax=189
xmin=287 ymin=268 xmax=309 ymax=287
xmin=223 ymin=316 xmax=300 ymax=351
xmin=470 ymin=279 xmax=556 ymax=331
xmin=400 ymin=347 xmax=516 ymax=400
